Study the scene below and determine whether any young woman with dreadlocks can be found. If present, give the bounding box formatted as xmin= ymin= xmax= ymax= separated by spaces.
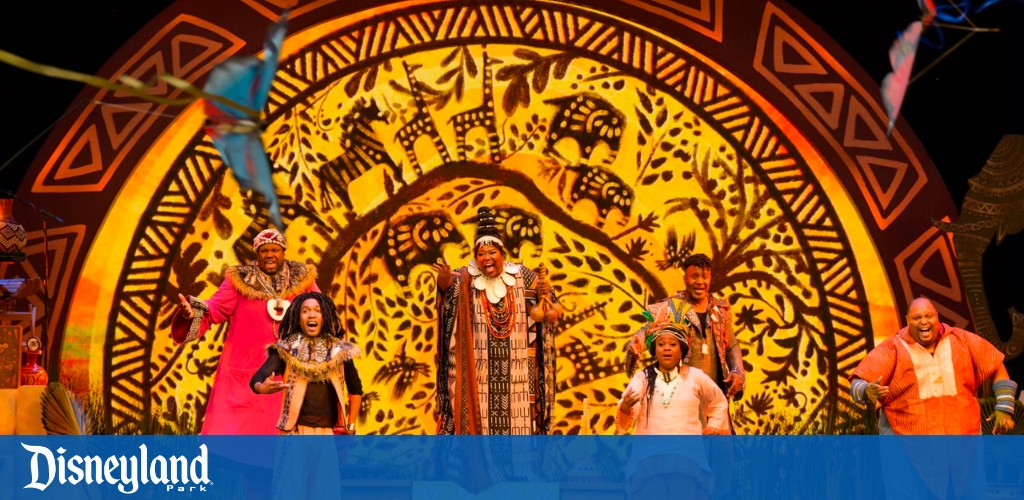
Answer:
xmin=616 ymin=302 xmax=729 ymax=500
xmin=250 ymin=291 xmax=362 ymax=435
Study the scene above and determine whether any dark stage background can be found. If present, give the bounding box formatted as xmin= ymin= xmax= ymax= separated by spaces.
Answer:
xmin=1 ymin=0 xmax=1022 ymax=380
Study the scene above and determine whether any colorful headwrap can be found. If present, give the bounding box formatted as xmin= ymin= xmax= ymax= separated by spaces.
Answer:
xmin=645 ymin=324 xmax=689 ymax=357
xmin=642 ymin=301 xmax=690 ymax=356
xmin=474 ymin=206 xmax=504 ymax=248
xmin=253 ymin=228 xmax=287 ymax=251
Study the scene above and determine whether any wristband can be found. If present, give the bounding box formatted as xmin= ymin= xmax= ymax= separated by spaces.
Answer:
xmin=994 ymin=379 xmax=1017 ymax=415
xmin=851 ymin=379 xmax=869 ymax=404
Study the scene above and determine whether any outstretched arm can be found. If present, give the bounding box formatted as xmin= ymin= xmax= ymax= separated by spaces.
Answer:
xmin=170 ymin=278 xmax=238 ymax=344
xmin=250 ymin=350 xmax=289 ymax=394
xmin=988 ymin=364 xmax=1016 ymax=435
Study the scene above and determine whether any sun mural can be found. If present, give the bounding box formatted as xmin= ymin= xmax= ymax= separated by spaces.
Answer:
xmin=32 ymin=0 xmax=975 ymax=435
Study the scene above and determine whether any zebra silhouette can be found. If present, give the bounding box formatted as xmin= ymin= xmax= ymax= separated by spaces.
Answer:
xmin=319 ymin=97 xmax=403 ymax=212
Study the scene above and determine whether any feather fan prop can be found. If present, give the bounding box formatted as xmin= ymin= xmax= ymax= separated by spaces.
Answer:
xmin=40 ymin=382 xmax=93 ymax=435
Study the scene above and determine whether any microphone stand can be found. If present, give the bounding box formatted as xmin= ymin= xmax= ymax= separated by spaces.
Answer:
xmin=1 ymin=188 xmax=63 ymax=377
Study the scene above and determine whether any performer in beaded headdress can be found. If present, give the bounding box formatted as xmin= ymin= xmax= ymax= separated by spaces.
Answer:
xmin=431 ymin=206 xmax=562 ymax=436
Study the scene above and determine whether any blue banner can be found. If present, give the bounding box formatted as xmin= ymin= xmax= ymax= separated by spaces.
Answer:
xmin=2 ymin=436 xmax=1022 ymax=499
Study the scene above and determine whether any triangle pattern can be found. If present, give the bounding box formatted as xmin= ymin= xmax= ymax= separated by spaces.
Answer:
xmin=669 ymin=0 xmax=713 ymax=23
xmin=856 ymin=155 xmax=909 ymax=210
xmin=101 ymin=102 xmax=153 ymax=150
xmin=115 ymin=52 xmax=169 ymax=98
xmin=843 ymin=97 xmax=892 ymax=151
xmin=909 ymin=236 xmax=962 ymax=302
xmin=172 ymin=34 xmax=224 ymax=77
xmin=772 ymin=25 xmax=826 ymax=75
xmin=794 ymin=83 xmax=845 ymax=130
xmin=54 ymin=125 xmax=103 ymax=180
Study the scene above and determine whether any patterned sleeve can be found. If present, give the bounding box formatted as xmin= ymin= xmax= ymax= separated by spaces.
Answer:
xmin=170 ymin=277 xmax=238 ymax=344
xmin=521 ymin=265 xmax=559 ymax=304
xmin=851 ymin=338 xmax=898 ymax=385
xmin=434 ymin=270 xmax=462 ymax=435
xmin=716 ymin=302 xmax=738 ymax=350
xmin=961 ymin=329 xmax=1005 ymax=383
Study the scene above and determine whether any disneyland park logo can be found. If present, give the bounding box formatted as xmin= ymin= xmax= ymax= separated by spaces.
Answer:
xmin=20 ymin=443 xmax=212 ymax=494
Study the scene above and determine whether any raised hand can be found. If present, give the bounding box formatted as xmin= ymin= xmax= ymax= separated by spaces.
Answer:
xmin=619 ymin=386 xmax=642 ymax=412
xmin=254 ymin=372 xmax=291 ymax=394
xmin=177 ymin=293 xmax=194 ymax=319
xmin=431 ymin=260 xmax=453 ymax=291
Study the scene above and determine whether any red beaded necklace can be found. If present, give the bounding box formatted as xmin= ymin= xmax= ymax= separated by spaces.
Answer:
xmin=481 ymin=286 xmax=517 ymax=339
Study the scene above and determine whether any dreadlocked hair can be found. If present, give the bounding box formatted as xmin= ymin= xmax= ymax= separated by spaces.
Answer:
xmin=277 ymin=291 xmax=343 ymax=340
xmin=682 ymin=253 xmax=712 ymax=271
xmin=643 ymin=363 xmax=658 ymax=425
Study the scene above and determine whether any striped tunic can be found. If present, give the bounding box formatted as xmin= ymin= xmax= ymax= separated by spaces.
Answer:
xmin=851 ymin=324 xmax=1004 ymax=435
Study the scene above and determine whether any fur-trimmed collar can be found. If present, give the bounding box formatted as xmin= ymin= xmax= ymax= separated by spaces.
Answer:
xmin=227 ymin=260 xmax=317 ymax=300
xmin=269 ymin=335 xmax=361 ymax=383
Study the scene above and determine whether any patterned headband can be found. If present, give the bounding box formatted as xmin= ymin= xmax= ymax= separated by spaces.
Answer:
xmin=253 ymin=228 xmax=287 ymax=251
xmin=642 ymin=302 xmax=689 ymax=352
xmin=475 ymin=235 xmax=504 ymax=247
xmin=645 ymin=324 xmax=689 ymax=353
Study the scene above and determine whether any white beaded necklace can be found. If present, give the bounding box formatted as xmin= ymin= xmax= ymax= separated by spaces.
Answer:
xmin=654 ymin=366 xmax=686 ymax=408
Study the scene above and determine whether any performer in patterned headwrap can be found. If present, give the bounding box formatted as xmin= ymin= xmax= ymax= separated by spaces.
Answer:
xmin=625 ymin=254 xmax=745 ymax=423
xmin=616 ymin=303 xmax=729 ymax=500
xmin=431 ymin=206 xmax=561 ymax=435
xmin=172 ymin=228 xmax=320 ymax=434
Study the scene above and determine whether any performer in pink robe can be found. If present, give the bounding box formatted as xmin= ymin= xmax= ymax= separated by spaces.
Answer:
xmin=171 ymin=228 xmax=319 ymax=434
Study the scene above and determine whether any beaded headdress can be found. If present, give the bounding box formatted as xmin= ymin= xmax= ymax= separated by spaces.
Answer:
xmin=254 ymin=228 xmax=287 ymax=251
xmin=474 ymin=206 xmax=504 ymax=248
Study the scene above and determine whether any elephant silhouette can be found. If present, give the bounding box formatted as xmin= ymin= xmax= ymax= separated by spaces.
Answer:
xmin=932 ymin=134 xmax=1024 ymax=359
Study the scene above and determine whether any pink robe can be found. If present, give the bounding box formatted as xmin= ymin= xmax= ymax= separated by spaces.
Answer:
xmin=171 ymin=261 xmax=318 ymax=435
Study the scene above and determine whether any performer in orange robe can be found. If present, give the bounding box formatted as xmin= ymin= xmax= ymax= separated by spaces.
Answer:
xmin=851 ymin=297 xmax=1014 ymax=435
xmin=851 ymin=297 xmax=1016 ymax=500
